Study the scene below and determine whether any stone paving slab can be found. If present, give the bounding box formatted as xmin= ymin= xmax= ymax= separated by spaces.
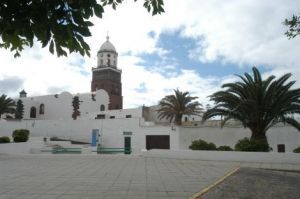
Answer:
xmin=201 ymin=167 xmax=300 ymax=199
xmin=0 ymin=154 xmax=236 ymax=199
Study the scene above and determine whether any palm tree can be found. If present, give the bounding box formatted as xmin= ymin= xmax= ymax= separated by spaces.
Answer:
xmin=202 ymin=67 xmax=300 ymax=144
xmin=157 ymin=89 xmax=202 ymax=125
xmin=0 ymin=94 xmax=16 ymax=118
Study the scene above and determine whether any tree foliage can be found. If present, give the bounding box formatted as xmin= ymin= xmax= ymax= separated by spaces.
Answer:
xmin=0 ymin=94 xmax=16 ymax=118
xmin=157 ymin=89 xmax=202 ymax=125
xmin=0 ymin=0 xmax=165 ymax=58
xmin=284 ymin=14 xmax=300 ymax=39
xmin=202 ymin=67 xmax=300 ymax=143
xmin=72 ymin=96 xmax=81 ymax=120
xmin=15 ymin=99 xmax=24 ymax=119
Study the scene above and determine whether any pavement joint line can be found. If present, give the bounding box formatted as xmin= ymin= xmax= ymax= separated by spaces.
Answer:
xmin=188 ymin=166 xmax=240 ymax=199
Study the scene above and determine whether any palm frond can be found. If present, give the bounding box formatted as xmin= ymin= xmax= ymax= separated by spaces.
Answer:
xmin=203 ymin=66 xmax=300 ymax=139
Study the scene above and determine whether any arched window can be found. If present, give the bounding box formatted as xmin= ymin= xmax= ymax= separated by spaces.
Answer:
xmin=100 ymin=105 xmax=105 ymax=111
xmin=30 ymin=107 xmax=37 ymax=118
xmin=107 ymin=59 xmax=110 ymax=66
xmin=39 ymin=104 xmax=45 ymax=114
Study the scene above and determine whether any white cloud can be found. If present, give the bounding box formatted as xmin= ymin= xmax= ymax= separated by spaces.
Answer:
xmin=0 ymin=0 xmax=299 ymax=109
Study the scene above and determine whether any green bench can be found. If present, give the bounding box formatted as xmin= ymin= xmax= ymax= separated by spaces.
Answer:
xmin=97 ymin=147 xmax=131 ymax=154
xmin=52 ymin=147 xmax=82 ymax=154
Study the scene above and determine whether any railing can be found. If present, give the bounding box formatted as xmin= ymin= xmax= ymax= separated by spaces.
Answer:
xmin=52 ymin=147 xmax=82 ymax=154
xmin=97 ymin=147 xmax=131 ymax=154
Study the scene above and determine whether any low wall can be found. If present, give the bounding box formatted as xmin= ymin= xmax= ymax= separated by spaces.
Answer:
xmin=142 ymin=149 xmax=300 ymax=164
xmin=0 ymin=138 xmax=44 ymax=154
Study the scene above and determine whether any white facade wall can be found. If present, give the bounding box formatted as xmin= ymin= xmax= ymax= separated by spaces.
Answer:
xmin=0 ymin=118 xmax=175 ymax=152
xmin=17 ymin=90 xmax=109 ymax=120
xmin=178 ymin=125 xmax=300 ymax=152
xmin=87 ymin=107 xmax=143 ymax=119
xmin=1 ymin=117 xmax=299 ymax=152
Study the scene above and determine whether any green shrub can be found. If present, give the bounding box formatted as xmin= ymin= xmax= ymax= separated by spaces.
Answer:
xmin=189 ymin=139 xmax=217 ymax=150
xmin=217 ymin=145 xmax=233 ymax=151
xmin=235 ymin=137 xmax=270 ymax=152
xmin=293 ymin=146 xmax=300 ymax=153
xmin=12 ymin=129 xmax=30 ymax=143
xmin=0 ymin=136 xmax=10 ymax=143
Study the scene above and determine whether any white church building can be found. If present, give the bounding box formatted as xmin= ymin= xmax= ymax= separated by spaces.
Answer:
xmin=1 ymin=37 xmax=300 ymax=153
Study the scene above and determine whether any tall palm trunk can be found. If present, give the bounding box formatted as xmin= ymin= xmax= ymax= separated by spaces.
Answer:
xmin=250 ymin=126 xmax=267 ymax=141
xmin=250 ymin=131 xmax=267 ymax=141
xmin=175 ymin=114 xmax=182 ymax=125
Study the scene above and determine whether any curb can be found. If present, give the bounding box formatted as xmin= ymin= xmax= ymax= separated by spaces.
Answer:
xmin=189 ymin=166 xmax=240 ymax=199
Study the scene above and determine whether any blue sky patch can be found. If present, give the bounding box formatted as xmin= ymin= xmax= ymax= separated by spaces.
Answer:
xmin=138 ymin=30 xmax=269 ymax=78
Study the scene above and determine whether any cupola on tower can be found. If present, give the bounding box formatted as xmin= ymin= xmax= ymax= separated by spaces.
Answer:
xmin=91 ymin=36 xmax=123 ymax=110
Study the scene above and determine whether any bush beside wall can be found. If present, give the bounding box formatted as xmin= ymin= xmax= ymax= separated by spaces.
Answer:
xmin=189 ymin=139 xmax=217 ymax=150
xmin=0 ymin=136 xmax=10 ymax=143
xmin=12 ymin=129 xmax=30 ymax=143
xmin=293 ymin=146 xmax=300 ymax=153
xmin=217 ymin=145 xmax=233 ymax=151
xmin=235 ymin=137 xmax=270 ymax=152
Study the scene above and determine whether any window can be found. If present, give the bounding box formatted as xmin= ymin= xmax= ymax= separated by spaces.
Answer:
xmin=107 ymin=54 xmax=111 ymax=57
xmin=96 ymin=114 xmax=105 ymax=119
xmin=110 ymin=116 xmax=115 ymax=119
xmin=100 ymin=105 xmax=105 ymax=111
xmin=277 ymin=144 xmax=285 ymax=153
xmin=39 ymin=104 xmax=45 ymax=114
xmin=125 ymin=115 xmax=132 ymax=118
xmin=30 ymin=107 xmax=37 ymax=118
xmin=107 ymin=59 xmax=110 ymax=66
xmin=184 ymin=117 xmax=188 ymax=122
xmin=100 ymin=59 xmax=103 ymax=65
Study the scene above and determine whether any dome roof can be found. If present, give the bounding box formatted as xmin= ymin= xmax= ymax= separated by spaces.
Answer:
xmin=99 ymin=36 xmax=116 ymax=52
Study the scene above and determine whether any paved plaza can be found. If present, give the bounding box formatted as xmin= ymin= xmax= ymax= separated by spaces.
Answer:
xmin=1 ymin=154 xmax=300 ymax=199
xmin=0 ymin=154 xmax=236 ymax=199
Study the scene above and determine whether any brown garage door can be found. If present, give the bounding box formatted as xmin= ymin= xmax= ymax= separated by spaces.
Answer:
xmin=146 ymin=135 xmax=170 ymax=150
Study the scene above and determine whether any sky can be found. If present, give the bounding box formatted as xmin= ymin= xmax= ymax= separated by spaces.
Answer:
xmin=0 ymin=0 xmax=300 ymax=108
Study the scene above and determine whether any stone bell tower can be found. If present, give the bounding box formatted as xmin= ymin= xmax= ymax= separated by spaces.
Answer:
xmin=91 ymin=36 xmax=123 ymax=110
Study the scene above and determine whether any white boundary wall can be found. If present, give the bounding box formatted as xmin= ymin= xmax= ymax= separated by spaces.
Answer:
xmin=1 ymin=119 xmax=300 ymax=152
xmin=178 ymin=126 xmax=300 ymax=152
xmin=142 ymin=149 xmax=300 ymax=164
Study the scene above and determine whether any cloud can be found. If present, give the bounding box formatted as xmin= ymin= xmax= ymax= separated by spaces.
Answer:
xmin=171 ymin=0 xmax=300 ymax=70
xmin=47 ymin=86 xmax=71 ymax=94
xmin=120 ymin=55 xmax=222 ymax=108
xmin=0 ymin=0 xmax=299 ymax=110
xmin=0 ymin=76 xmax=24 ymax=96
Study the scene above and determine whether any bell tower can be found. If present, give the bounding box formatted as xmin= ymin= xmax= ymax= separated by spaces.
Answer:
xmin=91 ymin=36 xmax=123 ymax=110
